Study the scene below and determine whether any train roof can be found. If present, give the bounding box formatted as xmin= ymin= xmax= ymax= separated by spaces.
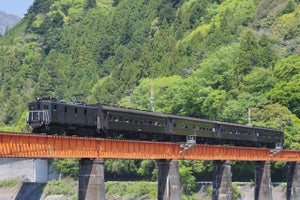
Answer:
xmin=98 ymin=104 xmax=169 ymax=118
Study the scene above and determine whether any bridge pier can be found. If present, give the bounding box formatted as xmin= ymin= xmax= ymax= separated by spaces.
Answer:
xmin=287 ymin=162 xmax=300 ymax=200
xmin=78 ymin=158 xmax=105 ymax=200
xmin=213 ymin=160 xmax=232 ymax=200
xmin=157 ymin=159 xmax=181 ymax=200
xmin=255 ymin=161 xmax=272 ymax=200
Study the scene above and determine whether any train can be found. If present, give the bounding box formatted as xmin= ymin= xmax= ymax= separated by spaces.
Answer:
xmin=26 ymin=98 xmax=284 ymax=149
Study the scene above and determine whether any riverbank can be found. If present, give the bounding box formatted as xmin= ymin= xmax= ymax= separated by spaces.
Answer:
xmin=0 ymin=178 xmax=287 ymax=200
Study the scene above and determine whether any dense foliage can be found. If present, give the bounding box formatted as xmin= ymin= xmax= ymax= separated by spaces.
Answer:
xmin=1 ymin=0 xmax=300 ymax=193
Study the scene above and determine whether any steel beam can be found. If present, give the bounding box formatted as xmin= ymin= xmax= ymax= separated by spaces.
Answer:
xmin=0 ymin=132 xmax=300 ymax=161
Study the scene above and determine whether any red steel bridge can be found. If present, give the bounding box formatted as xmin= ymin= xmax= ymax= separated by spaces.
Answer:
xmin=0 ymin=131 xmax=299 ymax=161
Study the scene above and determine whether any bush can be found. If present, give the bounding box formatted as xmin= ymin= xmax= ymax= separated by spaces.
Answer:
xmin=0 ymin=178 xmax=19 ymax=188
xmin=106 ymin=181 xmax=157 ymax=199
xmin=44 ymin=178 xmax=77 ymax=199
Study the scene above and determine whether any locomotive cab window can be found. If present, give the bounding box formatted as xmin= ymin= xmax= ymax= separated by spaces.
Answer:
xmin=75 ymin=108 xmax=78 ymax=114
xmin=43 ymin=105 xmax=49 ymax=110
xmin=30 ymin=105 xmax=35 ymax=110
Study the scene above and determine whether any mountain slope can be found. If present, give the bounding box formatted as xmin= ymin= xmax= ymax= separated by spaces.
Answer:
xmin=0 ymin=11 xmax=21 ymax=35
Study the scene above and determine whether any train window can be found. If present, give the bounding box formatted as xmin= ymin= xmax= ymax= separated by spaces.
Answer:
xmin=75 ymin=108 xmax=78 ymax=114
xmin=84 ymin=109 xmax=87 ymax=115
xmin=43 ymin=105 xmax=49 ymax=110
xmin=140 ymin=120 xmax=143 ymax=125
xmin=173 ymin=123 xmax=177 ymax=128
xmin=144 ymin=121 xmax=148 ymax=125
xmin=65 ymin=106 xmax=67 ymax=113
xmin=119 ymin=117 xmax=123 ymax=122
xmin=37 ymin=104 xmax=40 ymax=109
xmin=114 ymin=116 xmax=118 ymax=122
xmin=109 ymin=115 xmax=112 ymax=120
xmin=149 ymin=121 xmax=152 ymax=126
xmin=154 ymin=121 xmax=158 ymax=126
xmin=134 ymin=119 xmax=138 ymax=124
xmin=30 ymin=105 xmax=35 ymax=110
xmin=53 ymin=105 xmax=57 ymax=111
xmin=129 ymin=119 xmax=133 ymax=123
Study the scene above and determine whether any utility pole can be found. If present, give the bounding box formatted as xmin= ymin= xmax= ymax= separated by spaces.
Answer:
xmin=150 ymin=89 xmax=155 ymax=112
xmin=248 ymin=108 xmax=251 ymax=126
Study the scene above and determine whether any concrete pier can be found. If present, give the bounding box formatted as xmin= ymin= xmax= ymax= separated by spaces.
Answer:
xmin=157 ymin=159 xmax=181 ymax=200
xmin=287 ymin=162 xmax=300 ymax=200
xmin=212 ymin=160 xmax=232 ymax=200
xmin=255 ymin=161 xmax=272 ymax=200
xmin=78 ymin=159 xmax=105 ymax=200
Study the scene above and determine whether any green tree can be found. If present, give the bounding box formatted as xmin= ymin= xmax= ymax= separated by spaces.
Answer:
xmin=251 ymin=104 xmax=300 ymax=149
xmin=234 ymin=30 xmax=260 ymax=85
xmin=52 ymin=159 xmax=79 ymax=179
xmin=201 ymin=89 xmax=227 ymax=120
xmin=269 ymin=55 xmax=300 ymax=117
xmin=85 ymin=0 xmax=96 ymax=10
xmin=198 ymin=44 xmax=238 ymax=90
xmin=119 ymin=76 xmax=183 ymax=113
xmin=179 ymin=161 xmax=196 ymax=194
xmin=33 ymin=50 xmax=61 ymax=98
xmin=137 ymin=160 xmax=157 ymax=181
xmin=241 ymin=67 xmax=273 ymax=93
xmin=105 ymin=159 xmax=138 ymax=180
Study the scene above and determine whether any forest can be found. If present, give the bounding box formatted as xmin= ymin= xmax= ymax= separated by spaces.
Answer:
xmin=0 ymin=0 xmax=300 ymax=195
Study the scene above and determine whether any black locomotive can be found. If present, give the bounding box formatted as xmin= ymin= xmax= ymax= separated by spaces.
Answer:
xmin=27 ymin=98 xmax=284 ymax=148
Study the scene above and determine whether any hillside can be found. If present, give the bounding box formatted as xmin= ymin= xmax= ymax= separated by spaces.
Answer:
xmin=0 ymin=11 xmax=21 ymax=35
xmin=0 ymin=0 xmax=299 ymax=147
